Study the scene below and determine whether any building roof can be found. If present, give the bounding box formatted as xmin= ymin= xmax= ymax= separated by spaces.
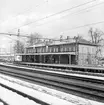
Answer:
xmin=77 ymin=38 xmax=97 ymax=46
xmin=26 ymin=38 xmax=97 ymax=48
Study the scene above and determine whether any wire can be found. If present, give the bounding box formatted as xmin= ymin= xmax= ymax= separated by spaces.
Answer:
xmin=0 ymin=0 xmax=48 ymax=25
xmin=62 ymin=20 xmax=104 ymax=33
xmin=26 ymin=1 xmax=104 ymax=30
xmin=1 ymin=20 xmax=104 ymax=40
xmin=0 ymin=33 xmax=29 ymax=37
xmin=3 ymin=1 xmax=103 ymax=40
xmin=61 ymin=1 xmax=104 ymax=19
xmin=0 ymin=32 xmax=56 ymax=40
xmin=9 ymin=0 xmax=97 ymax=31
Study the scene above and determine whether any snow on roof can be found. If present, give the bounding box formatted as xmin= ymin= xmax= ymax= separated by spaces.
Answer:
xmin=26 ymin=38 xmax=97 ymax=48
xmin=78 ymin=38 xmax=97 ymax=46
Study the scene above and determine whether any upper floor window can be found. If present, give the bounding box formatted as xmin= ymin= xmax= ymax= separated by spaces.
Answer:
xmin=72 ymin=46 xmax=75 ymax=52
xmin=56 ymin=47 xmax=58 ymax=52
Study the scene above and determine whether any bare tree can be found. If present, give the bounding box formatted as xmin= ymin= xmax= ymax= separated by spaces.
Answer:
xmin=88 ymin=27 xmax=104 ymax=62
xmin=13 ymin=40 xmax=25 ymax=53
xmin=27 ymin=32 xmax=42 ymax=46
xmin=88 ymin=28 xmax=104 ymax=44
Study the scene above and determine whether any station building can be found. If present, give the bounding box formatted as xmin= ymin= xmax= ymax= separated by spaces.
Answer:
xmin=22 ymin=37 xmax=98 ymax=66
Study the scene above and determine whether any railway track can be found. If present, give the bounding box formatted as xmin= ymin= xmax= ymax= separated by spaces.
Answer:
xmin=0 ymin=83 xmax=49 ymax=105
xmin=15 ymin=62 xmax=104 ymax=77
xmin=17 ymin=62 xmax=104 ymax=74
xmin=0 ymin=63 xmax=104 ymax=103
xmin=0 ymin=98 xmax=8 ymax=105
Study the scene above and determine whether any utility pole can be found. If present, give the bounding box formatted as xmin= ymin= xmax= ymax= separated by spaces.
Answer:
xmin=17 ymin=29 xmax=20 ymax=53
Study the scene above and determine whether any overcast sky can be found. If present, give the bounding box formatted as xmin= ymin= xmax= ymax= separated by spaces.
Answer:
xmin=0 ymin=0 xmax=104 ymax=52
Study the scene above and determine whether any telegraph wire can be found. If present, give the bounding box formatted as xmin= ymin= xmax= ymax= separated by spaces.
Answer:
xmin=0 ymin=20 xmax=104 ymax=41
xmin=61 ymin=1 xmax=104 ymax=19
xmin=2 ymin=0 xmax=103 ymax=40
xmin=0 ymin=32 xmax=29 ymax=38
xmin=62 ymin=20 xmax=104 ymax=33
xmin=26 ymin=1 xmax=104 ymax=30
xmin=9 ymin=0 xmax=97 ymax=31
xmin=0 ymin=0 xmax=48 ymax=25
xmin=12 ymin=0 xmax=49 ymax=18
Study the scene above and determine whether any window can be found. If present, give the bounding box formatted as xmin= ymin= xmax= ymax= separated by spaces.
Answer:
xmin=82 ymin=47 xmax=84 ymax=53
xmin=35 ymin=48 xmax=37 ymax=53
xmin=60 ymin=47 xmax=63 ymax=52
xmin=73 ymin=46 xmax=75 ymax=51
xmin=37 ymin=48 xmax=41 ymax=53
xmin=92 ymin=47 xmax=95 ymax=54
xmin=30 ymin=49 xmax=32 ymax=53
xmin=53 ymin=47 xmax=55 ymax=52
xmin=66 ymin=46 xmax=69 ymax=52
xmin=44 ymin=47 xmax=46 ymax=53
xmin=87 ymin=47 xmax=89 ymax=53
xmin=39 ymin=48 xmax=41 ymax=53
xmin=64 ymin=47 xmax=67 ymax=52
xmin=68 ymin=47 xmax=71 ymax=52
xmin=50 ymin=47 xmax=52 ymax=52
xmin=56 ymin=47 xmax=58 ymax=52
xmin=41 ymin=48 xmax=43 ymax=53
xmin=48 ymin=47 xmax=52 ymax=52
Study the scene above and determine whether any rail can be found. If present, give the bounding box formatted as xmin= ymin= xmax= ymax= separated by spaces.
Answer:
xmin=0 ymin=63 xmax=104 ymax=103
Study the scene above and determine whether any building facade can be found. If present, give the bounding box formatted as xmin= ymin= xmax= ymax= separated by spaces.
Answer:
xmin=21 ymin=38 xmax=98 ymax=66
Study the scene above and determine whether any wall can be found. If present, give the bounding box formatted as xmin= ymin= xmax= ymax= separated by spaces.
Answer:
xmin=78 ymin=44 xmax=98 ymax=65
xmin=78 ymin=44 xmax=97 ymax=54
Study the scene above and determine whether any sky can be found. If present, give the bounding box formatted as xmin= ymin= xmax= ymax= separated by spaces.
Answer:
xmin=0 ymin=0 xmax=104 ymax=53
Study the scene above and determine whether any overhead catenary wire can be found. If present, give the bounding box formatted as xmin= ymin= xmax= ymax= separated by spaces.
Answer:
xmin=0 ymin=20 xmax=104 ymax=41
xmin=0 ymin=0 xmax=103 ymax=41
xmin=61 ymin=1 xmax=104 ymax=19
xmin=1 ymin=0 xmax=102 ymax=40
xmin=23 ymin=1 xmax=104 ymax=30
xmin=0 ymin=32 xmax=57 ymax=41
xmin=0 ymin=1 xmax=103 ymax=39
xmin=0 ymin=0 xmax=48 ymax=25
xmin=62 ymin=20 xmax=104 ymax=33
xmin=9 ymin=0 xmax=97 ymax=31
xmin=0 ymin=33 xmax=29 ymax=38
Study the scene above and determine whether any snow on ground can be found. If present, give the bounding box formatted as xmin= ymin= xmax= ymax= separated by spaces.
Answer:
xmin=0 ymin=85 xmax=40 ymax=105
xmin=0 ymin=73 xmax=103 ymax=105
xmin=0 ymin=102 xmax=4 ymax=105
xmin=0 ymin=74 xmax=75 ymax=105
